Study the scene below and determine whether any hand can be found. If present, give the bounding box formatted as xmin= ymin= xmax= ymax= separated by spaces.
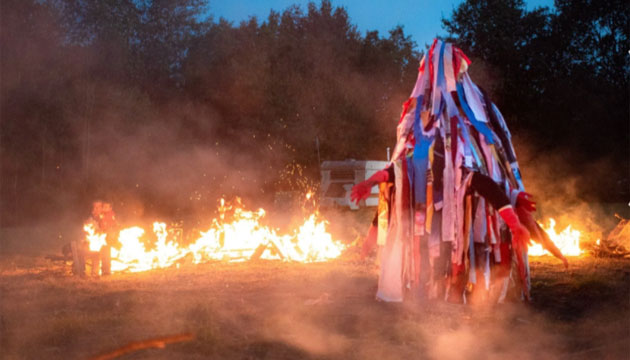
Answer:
xmin=350 ymin=181 xmax=372 ymax=204
xmin=516 ymin=191 xmax=536 ymax=212
xmin=499 ymin=207 xmax=531 ymax=248
xmin=515 ymin=206 xmax=536 ymax=247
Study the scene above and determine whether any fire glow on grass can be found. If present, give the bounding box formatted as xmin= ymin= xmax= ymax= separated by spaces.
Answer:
xmin=85 ymin=199 xmax=345 ymax=273
xmin=529 ymin=218 xmax=583 ymax=257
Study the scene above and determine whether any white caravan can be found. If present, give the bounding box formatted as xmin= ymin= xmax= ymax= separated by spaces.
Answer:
xmin=319 ymin=160 xmax=388 ymax=210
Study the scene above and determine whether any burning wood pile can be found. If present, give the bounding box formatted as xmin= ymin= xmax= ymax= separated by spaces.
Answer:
xmin=528 ymin=218 xmax=582 ymax=257
xmin=71 ymin=197 xmax=346 ymax=276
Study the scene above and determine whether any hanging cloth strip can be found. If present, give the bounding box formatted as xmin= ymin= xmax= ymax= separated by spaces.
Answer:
xmin=443 ymin=44 xmax=457 ymax=92
xmin=377 ymin=182 xmax=393 ymax=246
xmin=431 ymin=132 xmax=445 ymax=208
xmin=473 ymin=197 xmax=487 ymax=244
xmin=462 ymin=73 xmax=489 ymax=123
xmin=456 ymin=115 xmax=484 ymax=171
xmin=411 ymin=94 xmax=436 ymax=205
xmin=431 ymin=40 xmax=444 ymax=117
xmin=390 ymin=102 xmax=416 ymax=163
xmin=409 ymin=56 xmax=427 ymax=99
xmin=465 ymin=195 xmax=476 ymax=284
xmin=487 ymin=101 xmax=525 ymax=190
xmin=453 ymin=172 xmax=473 ymax=266
xmin=440 ymin=120 xmax=456 ymax=243
xmin=466 ymin=128 xmax=489 ymax=175
xmin=455 ymin=83 xmax=495 ymax=145
xmin=478 ymin=87 xmax=516 ymax=163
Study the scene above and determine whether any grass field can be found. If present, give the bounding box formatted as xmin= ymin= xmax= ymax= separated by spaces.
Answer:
xmin=1 ymin=254 xmax=628 ymax=360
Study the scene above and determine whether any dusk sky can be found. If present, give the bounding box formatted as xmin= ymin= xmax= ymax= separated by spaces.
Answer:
xmin=208 ymin=0 xmax=556 ymax=49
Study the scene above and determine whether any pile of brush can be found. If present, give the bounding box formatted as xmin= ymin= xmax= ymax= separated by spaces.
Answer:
xmin=589 ymin=215 xmax=630 ymax=258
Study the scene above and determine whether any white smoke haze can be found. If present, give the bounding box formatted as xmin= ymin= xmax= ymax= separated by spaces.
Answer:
xmin=1 ymin=257 xmax=628 ymax=359
xmin=513 ymin=134 xmax=627 ymax=243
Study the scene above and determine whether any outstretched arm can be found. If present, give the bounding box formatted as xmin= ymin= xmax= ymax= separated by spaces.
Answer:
xmin=350 ymin=169 xmax=391 ymax=204
xmin=516 ymin=204 xmax=569 ymax=269
xmin=469 ymin=172 xmax=531 ymax=300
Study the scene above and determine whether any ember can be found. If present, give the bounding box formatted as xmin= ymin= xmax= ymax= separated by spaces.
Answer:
xmin=528 ymin=218 xmax=583 ymax=257
xmin=83 ymin=198 xmax=345 ymax=274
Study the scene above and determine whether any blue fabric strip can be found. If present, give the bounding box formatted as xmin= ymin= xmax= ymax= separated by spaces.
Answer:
xmin=411 ymin=132 xmax=434 ymax=204
xmin=456 ymin=83 xmax=494 ymax=144
xmin=432 ymin=42 xmax=445 ymax=117
xmin=410 ymin=93 xmax=433 ymax=205
xmin=511 ymin=163 xmax=525 ymax=190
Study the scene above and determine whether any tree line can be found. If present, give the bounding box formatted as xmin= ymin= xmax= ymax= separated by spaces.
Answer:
xmin=0 ymin=0 xmax=627 ymax=226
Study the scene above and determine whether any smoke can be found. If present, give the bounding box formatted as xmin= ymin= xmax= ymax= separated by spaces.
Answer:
xmin=3 ymin=256 xmax=628 ymax=359
xmin=513 ymin=134 xmax=627 ymax=242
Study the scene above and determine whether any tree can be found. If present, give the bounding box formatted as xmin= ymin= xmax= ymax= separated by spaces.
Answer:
xmin=54 ymin=0 xmax=208 ymax=93
xmin=443 ymin=0 xmax=629 ymax=201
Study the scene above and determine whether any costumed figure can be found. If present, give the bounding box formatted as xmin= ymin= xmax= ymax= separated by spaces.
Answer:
xmin=352 ymin=39 xmax=568 ymax=304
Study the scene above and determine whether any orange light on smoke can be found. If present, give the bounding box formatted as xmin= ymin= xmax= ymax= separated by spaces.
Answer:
xmin=529 ymin=218 xmax=583 ymax=257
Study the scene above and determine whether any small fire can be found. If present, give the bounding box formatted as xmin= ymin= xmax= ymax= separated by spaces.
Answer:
xmin=85 ymin=199 xmax=345 ymax=273
xmin=529 ymin=218 xmax=583 ymax=256
xmin=83 ymin=223 xmax=107 ymax=252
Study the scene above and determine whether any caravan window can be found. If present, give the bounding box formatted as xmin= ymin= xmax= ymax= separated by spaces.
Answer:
xmin=330 ymin=169 xmax=355 ymax=181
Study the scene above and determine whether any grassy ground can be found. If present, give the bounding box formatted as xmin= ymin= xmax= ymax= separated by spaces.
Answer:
xmin=0 ymin=254 xmax=628 ymax=360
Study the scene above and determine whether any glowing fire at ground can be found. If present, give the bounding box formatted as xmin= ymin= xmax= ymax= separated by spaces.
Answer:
xmin=83 ymin=223 xmax=106 ymax=252
xmin=529 ymin=218 xmax=583 ymax=256
xmin=85 ymin=199 xmax=345 ymax=273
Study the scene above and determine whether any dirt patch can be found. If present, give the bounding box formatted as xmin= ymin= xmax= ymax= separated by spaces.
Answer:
xmin=0 ymin=256 xmax=628 ymax=359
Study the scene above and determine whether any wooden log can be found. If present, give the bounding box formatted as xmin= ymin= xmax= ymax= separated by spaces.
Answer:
xmin=250 ymin=244 xmax=268 ymax=260
xmin=100 ymin=246 xmax=111 ymax=275
xmin=88 ymin=251 xmax=100 ymax=276
xmin=249 ymin=240 xmax=286 ymax=261
xmin=89 ymin=333 xmax=194 ymax=360
xmin=266 ymin=239 xmax=286 ymax=259
xmin=70 ymin=240 xmax=85 ymax=276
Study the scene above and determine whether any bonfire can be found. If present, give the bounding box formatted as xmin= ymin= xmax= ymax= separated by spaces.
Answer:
xmin=72 ymin=197 xmax=346 ymax=276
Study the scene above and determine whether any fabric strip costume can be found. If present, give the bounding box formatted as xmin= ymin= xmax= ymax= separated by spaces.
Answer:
xmin=369 ymin=39 xmax=533 ymax=304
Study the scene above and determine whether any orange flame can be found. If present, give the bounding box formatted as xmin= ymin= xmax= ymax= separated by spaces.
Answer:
xmin=529 ymin=218 xmax=583 ymax=256
xmin=83 ymin=223 xmax=107 ymax=252
xmin=84 ymin=199 xmax=345 ymax=273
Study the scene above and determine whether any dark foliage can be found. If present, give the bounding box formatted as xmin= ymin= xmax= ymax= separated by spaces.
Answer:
xmin=443 ymin=0 xmax=629 ymax=201
xmin=0 ymin=0 xmax=417 ymax=226
xmin=1 ymin=0 xmax=626 ymax=227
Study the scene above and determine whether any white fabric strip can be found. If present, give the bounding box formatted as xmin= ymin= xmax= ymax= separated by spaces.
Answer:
xmin=462 ymin=73 xmax=488 ymax=123
xmin=389 ymin=108 xmax=415 ymax=163
xmin=409 ymin=55 xmax=427 ymax=99
xmin=443 ymin=44 xmax=456 ymax=92
xmin=431 ymin=40 xmax=443 ymax=115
